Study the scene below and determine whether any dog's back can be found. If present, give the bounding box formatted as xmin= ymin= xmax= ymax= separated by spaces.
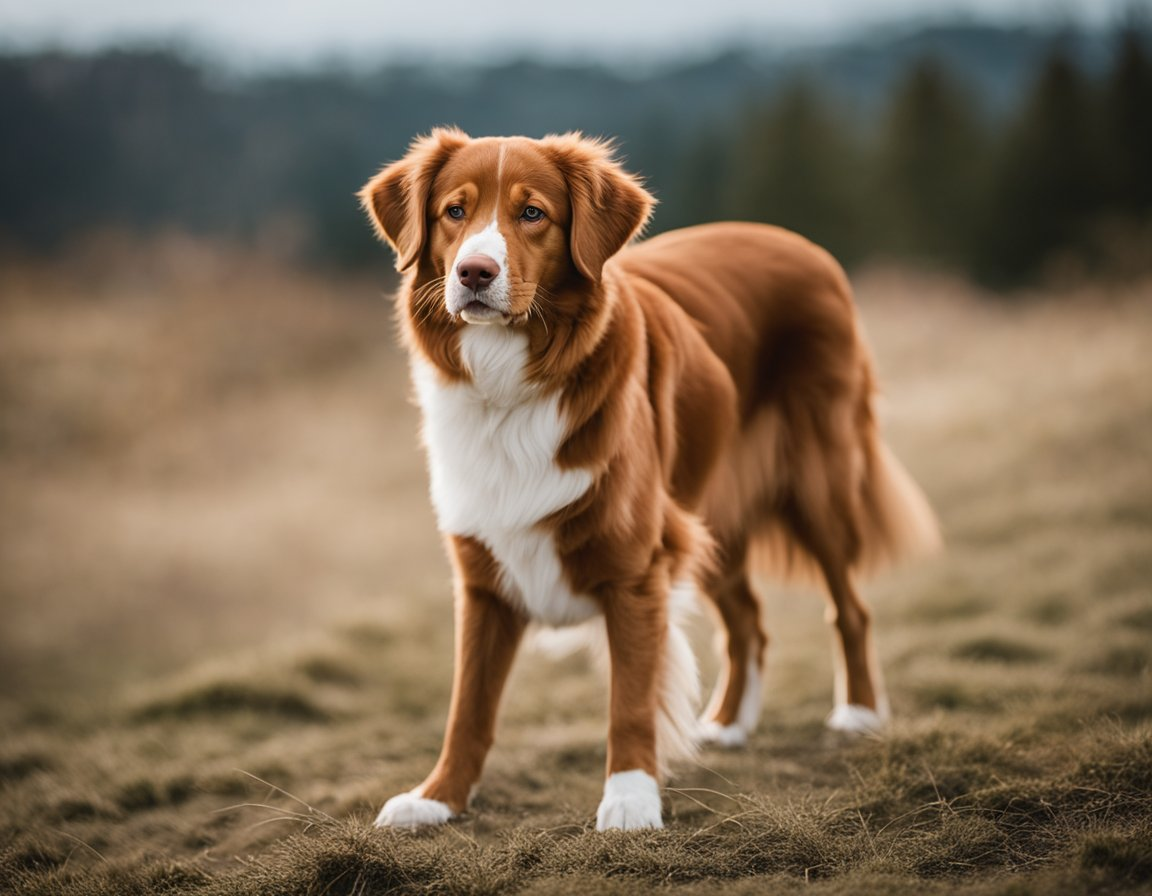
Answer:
xmin=613 ymin=221 xmax=939 ymax=583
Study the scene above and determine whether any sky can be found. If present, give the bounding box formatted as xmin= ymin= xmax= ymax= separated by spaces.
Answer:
xmin=0 ymin=0 xmax=1139 ymax=66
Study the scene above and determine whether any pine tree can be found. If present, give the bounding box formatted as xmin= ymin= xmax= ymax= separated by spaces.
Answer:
xmin=975 ymin=45 xmax=1104 ymax=285
xmin=723 ymin=80 xmax=867 ymax=266
xmin=877 ymin=58 xmax=987 ymax=268
xmin=666 ymin=132 xmax=729 ymax=232
xmin=1103 ymin=25 xmax=1152 ymax=215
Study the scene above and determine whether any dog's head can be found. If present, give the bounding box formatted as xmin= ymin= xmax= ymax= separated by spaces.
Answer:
xmin=360 ymin=129 xmax=654 ymax=328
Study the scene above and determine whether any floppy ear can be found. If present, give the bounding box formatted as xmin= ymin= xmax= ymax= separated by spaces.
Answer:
xmin=359 ymin=127 xmax=471 ymax=272
xmin=540 ymin=133 xmax=655 ymax=281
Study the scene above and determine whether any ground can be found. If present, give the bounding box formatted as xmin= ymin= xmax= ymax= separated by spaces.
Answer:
xmin=1 ymin=238 xmax=1149 ymax=895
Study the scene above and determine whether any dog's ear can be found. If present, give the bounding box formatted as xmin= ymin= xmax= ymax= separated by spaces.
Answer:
xmin=541 ymin=133 xmax=655 ymax=282
xmin=359 ymin=127 xmax=471 ymax=272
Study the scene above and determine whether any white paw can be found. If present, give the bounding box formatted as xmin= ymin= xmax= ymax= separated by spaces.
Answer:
xmin=373 ymin=791 xmax=454 ymax=828
xmin=596 ymin=770 xmax=663 ymax=831
xmin=697 ymin=719 xmax=748 ymax=748
xmin=825 ymin=703 xmax=887 ymax=735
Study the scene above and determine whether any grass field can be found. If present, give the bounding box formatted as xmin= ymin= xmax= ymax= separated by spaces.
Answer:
xmin=1 ymin=239 xmax=1150 ymax=895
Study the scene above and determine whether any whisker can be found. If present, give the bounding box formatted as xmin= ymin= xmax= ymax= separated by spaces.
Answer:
xmin=529 ymin=288 xmax=549 ymax=336
xmin=413 ymin=291 xmax=438 ymax=320
xmin=533 ymin=283 xmax=559 ymax=303
xmin=411 ymin=277 xmax=445 ymax=308
xmin=408 ymin=277 xmax=447 ymax=326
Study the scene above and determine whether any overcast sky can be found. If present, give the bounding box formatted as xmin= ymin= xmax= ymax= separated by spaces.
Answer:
xmin=0 ymin=0 xmax=1137 ymax=66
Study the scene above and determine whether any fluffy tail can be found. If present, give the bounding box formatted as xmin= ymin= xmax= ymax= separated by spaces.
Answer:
xmin=656 ymin=580 xmax=702 ymax=778
xmin=748 ymin=426 xmax=941 ymax=585
xmin=856 ymin=438 xmax=942 ymax=576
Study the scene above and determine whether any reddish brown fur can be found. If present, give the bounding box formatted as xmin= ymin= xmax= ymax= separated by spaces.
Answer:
xmin=360 ymin=129 xmax=939 ymax=821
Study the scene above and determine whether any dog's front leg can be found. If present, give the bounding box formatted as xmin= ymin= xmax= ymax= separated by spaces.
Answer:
xmin=596 ymin=591 xmax=665 ymax=831
xmin=375 ymin=582 xmax=526 ymax=828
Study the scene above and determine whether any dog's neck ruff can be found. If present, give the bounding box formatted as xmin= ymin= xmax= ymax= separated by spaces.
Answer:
xmin=412 ymin=326 xmax=598 ymax=625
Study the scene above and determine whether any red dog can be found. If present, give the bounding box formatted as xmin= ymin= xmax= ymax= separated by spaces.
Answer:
xmin=360 ymin=129 xmax=938 ymax=831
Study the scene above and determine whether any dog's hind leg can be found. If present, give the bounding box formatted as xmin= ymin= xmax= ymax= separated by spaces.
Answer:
xmin=698 ymin=535 xmax=768 ymax=747
xmin=818 ymin=562 xmax=888 ymax=733
xmin=783 ymin=431 xmax=889 ymax=735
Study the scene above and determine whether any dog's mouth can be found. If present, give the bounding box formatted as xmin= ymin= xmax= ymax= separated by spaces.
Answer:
xmin=459 ymin=299 xmax=511 ymax=325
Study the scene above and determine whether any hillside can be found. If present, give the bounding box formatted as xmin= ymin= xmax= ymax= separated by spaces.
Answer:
xmin=2 ymin=246 xmax=1149 ymax=894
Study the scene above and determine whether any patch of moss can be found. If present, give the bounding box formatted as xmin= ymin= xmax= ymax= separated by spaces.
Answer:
xmin=116 ymin=775 xmax=196 ymax=812
xmin=1024 ymin=595 xmax=1072 ymax=626
xmin=1119 ymin=605 xmax=1152 ymax=631
xmin=297 ymin=655 xmax=361 ymax=686
xmin=952 ymin=637 xmax=1046 ymax=664
xmin=911 ymin=682 xmax=1003 ymax=713
xmin=133 ymin=681 xmax=327 ymax=723
xmin=1080 ymin=830 xmax=1152 ymax=882
xmin=0 ymin=842 xmax=66 ymax=874
xmin=0 ymin=751 xmax=52 ymax=782
xmin=1081 ymin=645 xmax=1150 ymax=678
xmin=53 ymin=796 xmax=119 ymax=822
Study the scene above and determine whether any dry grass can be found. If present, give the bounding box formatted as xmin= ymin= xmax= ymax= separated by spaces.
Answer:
xmin=1 ymin=242 xmax=1149 ymax=895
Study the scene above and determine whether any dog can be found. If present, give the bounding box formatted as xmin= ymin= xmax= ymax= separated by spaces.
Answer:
xmin=359 ymin=128 xmax=939 ymax=831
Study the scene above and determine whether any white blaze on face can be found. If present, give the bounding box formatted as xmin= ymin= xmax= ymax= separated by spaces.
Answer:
xmin=456 ymin=218 xmax=506 ymax=267
xmin=446 ymin=218 xmax=511 ymax=323
xmin=446 ymin=142 xmax=513 ymax=324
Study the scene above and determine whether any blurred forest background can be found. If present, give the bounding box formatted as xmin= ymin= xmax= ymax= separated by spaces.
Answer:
xmin=2 ymin=18 xmax=1151 ymax=287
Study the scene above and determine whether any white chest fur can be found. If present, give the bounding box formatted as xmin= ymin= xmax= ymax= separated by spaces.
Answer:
xmin=411 ymin=326 xmax=597 ymax=625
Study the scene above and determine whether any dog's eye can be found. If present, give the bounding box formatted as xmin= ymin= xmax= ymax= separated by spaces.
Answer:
xmin=520 ymin=206 xmax=545 ymax=222
xmin=446 ymin=205 xmax=465 ymax=220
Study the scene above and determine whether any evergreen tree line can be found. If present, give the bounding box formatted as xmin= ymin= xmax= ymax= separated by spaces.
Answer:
xmin=0 ymin=25 xmax=1148 ymax=288
xmin=653 ymin=29 xmax=1152 ymax=286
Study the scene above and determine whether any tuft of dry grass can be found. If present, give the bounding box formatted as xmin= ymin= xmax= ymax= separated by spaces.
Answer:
xmin=1 ymin=247 xmax=1150 ymax=894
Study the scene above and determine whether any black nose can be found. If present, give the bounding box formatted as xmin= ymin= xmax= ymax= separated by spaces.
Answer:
xmin=457 ymin=254 xmax=500 ymax=291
